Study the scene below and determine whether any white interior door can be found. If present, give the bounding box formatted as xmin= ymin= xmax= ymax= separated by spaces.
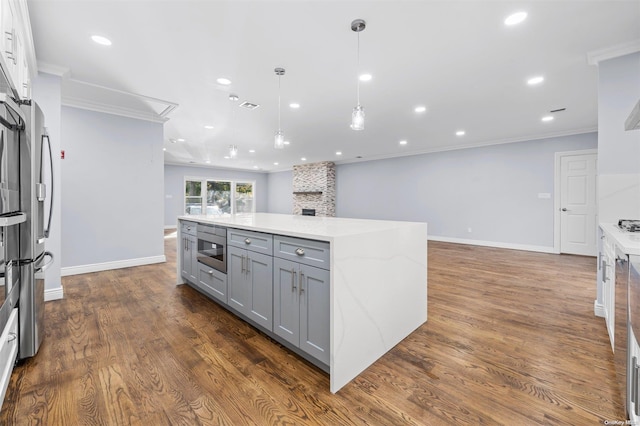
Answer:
xmin=560 ymin=153 xmax=597 ymax=256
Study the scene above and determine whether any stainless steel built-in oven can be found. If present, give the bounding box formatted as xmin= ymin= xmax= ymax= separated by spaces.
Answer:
xmin=196 ymin=224 xmax=227 ymax=274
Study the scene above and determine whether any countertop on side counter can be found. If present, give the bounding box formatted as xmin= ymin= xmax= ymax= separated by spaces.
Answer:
xmin=601 ymin=223 xmax=640 ymax=256
xmin=178 ymin=213 xmax=427 ymax=241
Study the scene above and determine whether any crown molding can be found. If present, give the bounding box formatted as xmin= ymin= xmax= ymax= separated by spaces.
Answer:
xmin=587 ymin=39 xmax=640 ymax=65
xmin=62 ymin=95 xmax=170 ymax=123
xmin=37 ymin=62 xmax=70 ymax=78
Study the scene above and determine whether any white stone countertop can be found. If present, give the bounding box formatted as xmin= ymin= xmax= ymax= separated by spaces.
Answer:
xmin=178 ymin=213 xmax=427 ymax=242
xmin=601 ymin=223 xmax=640 ymax=256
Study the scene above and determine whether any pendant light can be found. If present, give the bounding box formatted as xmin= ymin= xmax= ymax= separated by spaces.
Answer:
xmin=228 ymin=94 xmax=239 ymax=158
xmin=274 ymin=67 xmax=286 ymax=149
xmin=350 ymin=19 xmax=366 ymax=131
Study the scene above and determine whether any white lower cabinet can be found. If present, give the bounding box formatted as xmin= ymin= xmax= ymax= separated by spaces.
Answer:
xmin=273 ymin=257 xmax=330 ymax=365
xmin=0 ymin=308 xmax=19 ymax=410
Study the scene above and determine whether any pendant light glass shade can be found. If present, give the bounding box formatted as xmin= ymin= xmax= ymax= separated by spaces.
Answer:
xmin=351 ymin=105 xmax=365 ymax=131
xmin=274 ymin=130 xmax=285 ymax=149
xmin=274 ymin=67 xmax=286 ymax=149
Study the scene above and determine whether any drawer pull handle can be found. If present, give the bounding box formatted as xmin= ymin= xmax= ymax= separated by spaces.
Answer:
xmin=244 ymin=238 xmax=251 ymax=245
xmin=7 ymin=332 xmax=16 ymax=343
xmin=295 ymin=248 xmax=305 ymax=256
xmin=208 ymin=270 xmax=214 ymax=275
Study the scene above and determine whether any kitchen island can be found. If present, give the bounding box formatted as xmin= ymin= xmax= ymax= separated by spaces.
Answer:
xmin=176 ymin=213 xmax=428 ymax=393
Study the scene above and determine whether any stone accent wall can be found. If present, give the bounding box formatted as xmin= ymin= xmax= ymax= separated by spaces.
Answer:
xmin=292 ymin=161 xmax=336 ymax=217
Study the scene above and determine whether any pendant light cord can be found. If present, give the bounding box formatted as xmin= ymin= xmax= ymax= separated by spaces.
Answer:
xmin=356 ymin=31 xmax=361 ymax=106
xmin=278 ymin=74 xmax=282 ymax=132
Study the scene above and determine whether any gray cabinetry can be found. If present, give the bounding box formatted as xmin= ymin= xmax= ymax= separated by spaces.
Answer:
xmin=228 ymin=231 xmax=274 ymax=331
xmin=195 ymin=263 xmax=227 ymax=304
xmin=181 ymin=221 xmax=197 ymax=282
xmin=273 ymin=237 xmax=330 ymax=365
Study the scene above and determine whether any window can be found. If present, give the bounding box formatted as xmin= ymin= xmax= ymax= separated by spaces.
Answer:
xmin=184 ymin=178 xmax=255 ymax=215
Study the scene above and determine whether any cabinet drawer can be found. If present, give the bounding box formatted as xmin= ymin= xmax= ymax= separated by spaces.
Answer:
xmin=0 ymin=308 xmax=19 ymax=410
xmin=228 ymin=228 xmax=273 ymax=255
xmin=197 ymin=223 xmax=227 ymax=238
xmin=195 ymin=263 xmax=228 ymax=304
xmin=274 ymin=235 xmax=330 ymax=270
xmin=181 ymin=221 xmax=197 ymax=236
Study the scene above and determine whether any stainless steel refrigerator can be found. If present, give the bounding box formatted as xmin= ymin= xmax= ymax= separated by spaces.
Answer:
xmin=18 ymin=99 xmax=53 ymax=359
xmin=0 ymin=91 xmax=53 ymax=361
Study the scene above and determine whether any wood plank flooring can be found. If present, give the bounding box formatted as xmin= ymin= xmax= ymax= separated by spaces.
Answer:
xmin=0 ymin=231 xmax=625 ymax=425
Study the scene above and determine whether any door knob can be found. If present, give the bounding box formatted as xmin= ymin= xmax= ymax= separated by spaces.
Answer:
xmin=561 ymin=208 xmax=568 ymax=211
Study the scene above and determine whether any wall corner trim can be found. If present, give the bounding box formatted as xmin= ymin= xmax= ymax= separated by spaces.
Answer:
xmin=61 ymin=255 xmax=166 ymax=277
xmin=587 ymin=39 xmax=640 ymax=66
xmin=44 ymin=286 xmax=64 ymax=301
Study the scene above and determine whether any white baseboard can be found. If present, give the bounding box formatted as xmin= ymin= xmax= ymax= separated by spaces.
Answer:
xmin=428 ymin=235 xmax=556 ymax=254
xmin=45 ymin=286 xmax=64 ymax=301
xmin=594 ymin=301 xmax=606 ymax=318
xmin=164 ymin=225 xmax=177 ymax=230
xmin=61 ymin=255 xmax=166 ymax=277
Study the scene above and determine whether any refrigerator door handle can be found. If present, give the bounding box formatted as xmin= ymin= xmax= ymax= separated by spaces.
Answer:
xmin=42 ymin=134 xmax=53 ymax=238
xmin=35 ymin=251 xmax=54 ymax=273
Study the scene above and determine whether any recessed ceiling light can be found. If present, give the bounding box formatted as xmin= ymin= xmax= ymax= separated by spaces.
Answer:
xmin=542 ymin=115 xmax=554 ymax=122
xmin=504 ymin=11 xmax=527 ymax=26
xmin=204 ymin=125 xmax=214 ymax=129
xmin=456 ymin=130 xmax=466 ymax=136
xmin=527 ymin=76 xmax=544 ymax=85
xmin=253 ymin=166 xmax=259 ymax=169
xmin=399 ymin=140 xmax=408 ymax=145
xmin=274 ymin=162 xmax=279 ymax=165
xmin=284 ymin=141 xmax=290 ymax=145
xmin=205 ymin=160 xmax=211 ymax=164
xmin=336 ymin=151 xmax=342 ymax=156
xmin=91 ymin=35 xmax=112 ymax=46
xmin=216 ymin=77 xmax=232 ymax=85
xmin=249 ymin=149 xmax=255 ymax=153
xmin=224 ymin=156 xmax=230 ymax=159
xmin=301 ymin=157 xmax=307 ymax=161
xmin=289 ymin=103 xmax=300 ymax=109
xmin=177 ymin=138 xmax=185 ymax=142
xmin=163 ymin=148 xmax=167 ymax=151
xmin=359 ymin=74 xmax=372 ymax=82
xmin=414 ymin=106 xmax=427 ymax=113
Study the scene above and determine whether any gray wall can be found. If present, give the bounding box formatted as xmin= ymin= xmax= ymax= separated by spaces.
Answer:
xmin=267 ymin=169 xmax=293 ymax=214
xmin=164 ymin=164 xmax=269 ymax=227
xmin=267 ymin=133 xmax=597 ymax=249
xmin=61 ymin=106 xmax=164 ymax=268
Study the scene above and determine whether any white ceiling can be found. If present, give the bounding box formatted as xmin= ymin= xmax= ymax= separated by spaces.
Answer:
xmin=27 ymin=0 xmax=640 ymax=172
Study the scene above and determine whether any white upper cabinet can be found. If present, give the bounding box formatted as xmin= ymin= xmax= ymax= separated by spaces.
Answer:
xmin=0 ymin=0 xmax=34 ymax=100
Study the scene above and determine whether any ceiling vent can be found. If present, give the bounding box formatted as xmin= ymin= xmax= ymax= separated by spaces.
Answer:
xmin=239 ymin=101 xmax=260 ymax=110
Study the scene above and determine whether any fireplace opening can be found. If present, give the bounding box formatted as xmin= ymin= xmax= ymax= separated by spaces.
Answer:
xmin=302 ymin=209 xmax=316 ymax=216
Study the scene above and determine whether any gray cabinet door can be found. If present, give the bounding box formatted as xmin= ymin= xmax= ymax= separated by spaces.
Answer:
xmin=247 ymin=251 xmax=273 ymax=331
xmin=299 ymin=264 xmax=330 ymax=365
xmin=181 ymin=235 xmax=197 ymax=282
xmin=227 ymin=245 xmax=249 ymax=314
xmin=273 ymin=257 xmax=300 ymax=346
xmin=197 ymin=263 xmax=227 ymax=304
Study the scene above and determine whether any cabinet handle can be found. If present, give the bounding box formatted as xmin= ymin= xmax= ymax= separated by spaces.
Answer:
xmin=295 ymin=248 xmax=304 ymax=256
xmin=208 ymin=270 xmax=214 ymax=275
xmin=299 ymin=272 xmax=305 ymax=295
xmin=246 ymin=256 xmax=250 ymax=274
xmin=7 ymin=332 xmax=16 ymax=343
xmin=245 ymin=238 xmax=251 ymax=245
xmin=291 ymin=268 xmax=297 ymax=292
xmin=601 ymin=259 xmax=607 ymax=282
xmin=241 ymin=255 xmax=245 ymax=273
xmin=636 ymin=361 xmax=640 ymax=416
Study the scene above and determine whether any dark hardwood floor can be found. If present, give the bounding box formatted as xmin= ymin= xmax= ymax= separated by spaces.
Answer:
xmin=0 ymin=230 xmax=624 ymax=425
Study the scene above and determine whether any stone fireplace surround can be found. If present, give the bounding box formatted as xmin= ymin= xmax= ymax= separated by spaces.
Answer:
xmin=292 ymin=161 xmax=336 ymax=217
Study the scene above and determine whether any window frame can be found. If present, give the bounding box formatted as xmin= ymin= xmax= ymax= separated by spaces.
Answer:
xmin=183 ymin=176 xmax=256 ymax=216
